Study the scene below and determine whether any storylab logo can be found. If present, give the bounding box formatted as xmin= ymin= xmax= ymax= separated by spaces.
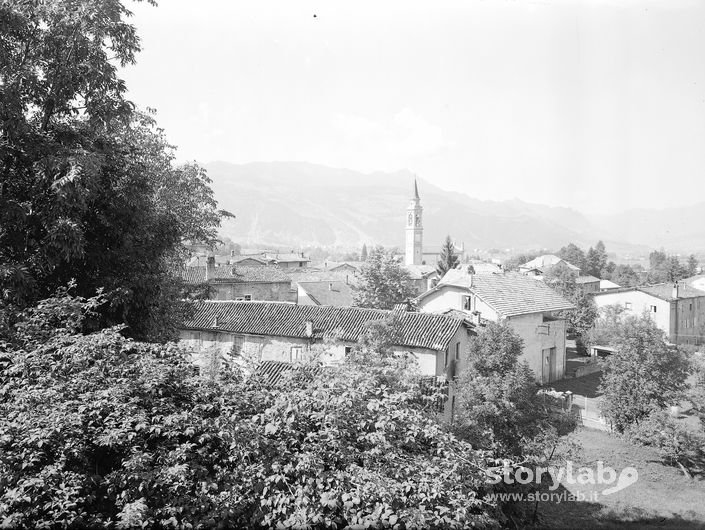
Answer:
xmin=486 ymin=460 xmax=639 ymax=497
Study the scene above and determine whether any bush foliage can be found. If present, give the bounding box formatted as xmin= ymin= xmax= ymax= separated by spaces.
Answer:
xmin=0 ymin=293 xmax=508 ymax=529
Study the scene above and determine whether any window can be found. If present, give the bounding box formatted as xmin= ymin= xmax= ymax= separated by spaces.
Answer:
xmin=625 ymin=302 xmax=632 ymax=310
xmin=344 ymin=346 xmax=352 ymax=355
xmin=444 ymin=350 xmax=449 ymax=368
xmin=290 ymin=346 xmax=304 ymax=362
xmin=244 ymin=294 xmax=252 ymax=301
xmin=231 ymin=335 xmax=244 ymax=356
xmin=463 ymin=296 xmax=472 ymax=311
xmin=455 ymin=342 xmax=460 ymax=360
xmin=650 ymin=305 xmax=657 ymax=313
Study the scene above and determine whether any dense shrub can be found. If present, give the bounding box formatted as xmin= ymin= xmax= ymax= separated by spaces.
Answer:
xmin=624 ymin=410 xmax=705 ymax=477
xmin=0 ymin=295 xmax=505 ymax=528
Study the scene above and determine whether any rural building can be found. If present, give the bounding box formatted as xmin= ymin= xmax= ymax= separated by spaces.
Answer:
xmin=519 ymin=254 xmax=580 ymax=277
xmin=415 ymin=269 xmax=575 ymax=384
xmin=592 ymin=281 xmax=705 ymax=345
xmin=575 ymin=275 xmax=601 ymax=295
xmin=264 ymin=252 xmax=311 ymax=269
xmin=599 ymin=279 xmax=621 ymax=291
xmin=181 ymin=259 xmax=296 ymax=302
xmin=297 ymin=280 xmax=354 ymax=307
xmin=405 ymin=264 xmax=439 ymax=296
xmin=519 ymin=254 xmax=599 ymax=295
xmin=324 ymin=262 xmax=362 ymax=274
xmin=180 ymin=300 xmax=473 ymax=383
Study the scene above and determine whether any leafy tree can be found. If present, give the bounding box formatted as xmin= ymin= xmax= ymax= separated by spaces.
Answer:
xmin=0 ymin=0 xmax=228 ymax=340
xmin=502 ymin=251 xmax=541 ymax=272
xmin=646 ymin=250 xmax=687 ymax=283
xmin=598 ymin=313 xmax=691 ymax=432
xmin=557 ymin=243 xmax=586 ymax=272
xmin=436 ymin=235 xmax=459 ymax=277
xmin=453 ymin=322 xmax=574 ymax=458
xmin=610 ymin=264 xmax=639 ymax=288
xmin=544 ymin=263 xmax=597 ymax=351
xmin=352 ymin=247 xmax=416 ymax=310
xmin=360 ymin=243 xmax=368 ymax=261
xmin=0 ymin=292 xmax=506 ymax=528
xmin=687 ymin=254 xmax=699 ymax=277
xmin=585 ymin=241 xmax=607 ymax=278
xmin=542 ymin=262 xmax=578 ymax=299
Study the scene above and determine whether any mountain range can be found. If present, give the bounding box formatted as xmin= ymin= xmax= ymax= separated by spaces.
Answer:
xmin=204 ymin=161 xmax=705 ymax=255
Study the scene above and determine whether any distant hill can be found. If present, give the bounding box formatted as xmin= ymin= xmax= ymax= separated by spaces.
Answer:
xmin=204 ymin=161 xmax=700 ymax=254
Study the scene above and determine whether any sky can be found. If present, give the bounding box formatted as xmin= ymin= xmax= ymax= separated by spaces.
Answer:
xmin=120 ymin=0 xmax=705 ymax=215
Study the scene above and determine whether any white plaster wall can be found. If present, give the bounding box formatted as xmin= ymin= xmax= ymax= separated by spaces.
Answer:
xmin=593 ymin=291 xmax=670 ymax=334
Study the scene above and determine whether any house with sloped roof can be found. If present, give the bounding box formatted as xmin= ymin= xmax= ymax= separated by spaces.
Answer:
xmin=181 ymin=258 xmax=296 ymax=302
xmin=415 ymin=270 xmax=575 ymax=383
xmin=519 ymin=254 xmax=580 ymax=276
xmin=263 ymin=252 xmax=311 ymax=269
xmin=519 ymin=254 xmax=600 ymax=295
xmin=179 ymin=301 xmax=475 ymax=387
xmin=297 ymin=280 xmax=354 ymax=307
xmin=575 ymin=274 xmax=601 ymax=294
xmin=592 ymin=281 xmax=705 ymax=345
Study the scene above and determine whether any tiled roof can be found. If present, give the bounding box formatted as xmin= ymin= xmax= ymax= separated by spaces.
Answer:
xmin=576 ymin=275 xmax=600 ymax=284
xmin=254 ymin=360 xmax=323 ymax=386
xmin=424 ymin=271 xmax=574 ymax=317
xmin=405 ymin=264 xmax=438 ymax=280
xmin=521 ymin=255 xmax=580 ymax=272
xmin=599 ymin=279 xmax=621 ymax=290
xmin=683 ymin=274 xmax=705 ymax=293
xmin=181 ymin=301 xmax=467 ymax=351
xmin=181 ymin=266 xmax=291 ymax=284
xmin=298 ymin=281 xmax=354 ymax=307
xmin=327 ymin=262 xmax=363 ymax=272
xmin=639 ymin=282 xmax=705 ymax=301
xmin=468 ymin=273 xmax=575 ymax=317
xmin=265 ymin=253 xmax=311 ymax=263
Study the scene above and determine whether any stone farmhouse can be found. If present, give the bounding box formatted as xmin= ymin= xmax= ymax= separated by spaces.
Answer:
xmin=179 ymin=301 xmax=475 ymax=416
xmin=181 ymin=258 xmax=296 ymax=302
xmin=592 ymin=281 xmax=705 ymax=346
xmin=415 ymin=269 xmax=575 ymax=384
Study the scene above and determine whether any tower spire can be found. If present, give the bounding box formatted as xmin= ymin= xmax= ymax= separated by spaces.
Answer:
xmin=414 ymin=178 xmax=419 ymax=200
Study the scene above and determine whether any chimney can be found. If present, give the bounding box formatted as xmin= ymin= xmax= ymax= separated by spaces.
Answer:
xmin=328 ymin=282 xmax=333 ymax=291
xmin=206 ymin=256 xmax=216 ymax=280
xmin=304 ymin=320 xmax=314 ymax=338
xmin=673 ymin=282 xmax=680 ymax=299
xmin=230 ymin=249 xmax=235 ymax=257
xmin=345 ymin=274 xmax=349 ymax=285
xmin=212 ymin=315 xmax=219 ymax=328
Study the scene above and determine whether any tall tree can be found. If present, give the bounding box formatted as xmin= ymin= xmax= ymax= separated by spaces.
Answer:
xmin=585 ymin=241 xmax=608 ymax=278
xmin=599 ymin=313 xmax=691 ymax=432
xmin=543 ymin=262 xmax=578 ymax=299
xmin=0 ymin=0 xmax=227 ymax=340
xmin=687 ymin=254 xmax=699 ymax=277
xmin=610 ymin=264 xmax=639 ymax=288
xmin=352 ymin=247 xmax=416 ymax=310
xmin=360 ymin=243 xmax=368 ymax=261
xmin=436 ymin=235 xmax=459 ymax=277
xmin=557 ymin=243 xmax=586 ymax=272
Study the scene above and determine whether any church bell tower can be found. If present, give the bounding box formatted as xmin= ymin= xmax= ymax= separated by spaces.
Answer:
xmin=405 ymin=179 xmax=423 ymax=265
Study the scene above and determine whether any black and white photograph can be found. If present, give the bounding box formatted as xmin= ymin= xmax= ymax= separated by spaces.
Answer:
xmin=1 ymin=0 xmax=705 ymax=528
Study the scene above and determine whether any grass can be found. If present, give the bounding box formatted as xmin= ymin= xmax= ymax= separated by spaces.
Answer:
xmin=536 ymin=427 xmax=705 ymax=529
